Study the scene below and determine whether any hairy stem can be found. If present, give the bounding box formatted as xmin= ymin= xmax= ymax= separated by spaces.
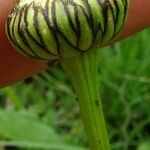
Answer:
xmin=59 ymin=50 xmax=110 ymax=150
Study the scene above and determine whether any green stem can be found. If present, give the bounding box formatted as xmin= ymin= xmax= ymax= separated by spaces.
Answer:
xmin=59 ymin=50 xmax=110 ymax=150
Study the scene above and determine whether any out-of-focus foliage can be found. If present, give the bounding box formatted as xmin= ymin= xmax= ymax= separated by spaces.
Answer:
xmin=0 ymin=29 xmax=150 ymax=150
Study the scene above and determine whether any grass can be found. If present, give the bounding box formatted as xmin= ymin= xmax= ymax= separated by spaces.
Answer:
xmin=0 ymin=28 xmax=150 ymax=150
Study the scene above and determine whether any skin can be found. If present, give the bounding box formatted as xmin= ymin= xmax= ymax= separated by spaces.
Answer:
xmin=0 ymin=0 xmax=150 ymax=88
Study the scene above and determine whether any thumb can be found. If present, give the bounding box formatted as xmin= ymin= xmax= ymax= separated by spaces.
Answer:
xmin=0 ymin=0 xmax=48 ymax=88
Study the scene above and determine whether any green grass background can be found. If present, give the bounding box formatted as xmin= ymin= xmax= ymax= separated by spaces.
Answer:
xmin=0 ymin=28 xmax=150 ymax=150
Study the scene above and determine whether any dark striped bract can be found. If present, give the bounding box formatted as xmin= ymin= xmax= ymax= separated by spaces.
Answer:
xmin=6 ymin=0 xmax=129 ymax=61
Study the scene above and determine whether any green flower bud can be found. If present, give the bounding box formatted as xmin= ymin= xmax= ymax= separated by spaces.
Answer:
xmin=6 ymin=0 xmax=129 ymax=61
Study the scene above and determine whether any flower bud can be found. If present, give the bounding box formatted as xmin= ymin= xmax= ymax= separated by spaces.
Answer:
xmin=6 ymin=0 xmax=129 ymax=61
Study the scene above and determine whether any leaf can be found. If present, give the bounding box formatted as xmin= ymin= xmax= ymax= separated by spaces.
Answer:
xmin=0 ymin=141 xmax=87 ymax=150
xmin=0 ymin=109 xmax=59 ymax=143
xmin=0 ymin=109 xmax=87 ymax=150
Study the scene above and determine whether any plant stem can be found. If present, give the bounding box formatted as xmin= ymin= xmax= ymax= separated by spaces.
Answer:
xmin=59 ymin=50 xmax=110 ymax=150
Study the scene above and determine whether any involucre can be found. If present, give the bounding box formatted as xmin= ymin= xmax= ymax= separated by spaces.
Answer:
xmin=6 ymin=0 xmax=129 ymax=61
